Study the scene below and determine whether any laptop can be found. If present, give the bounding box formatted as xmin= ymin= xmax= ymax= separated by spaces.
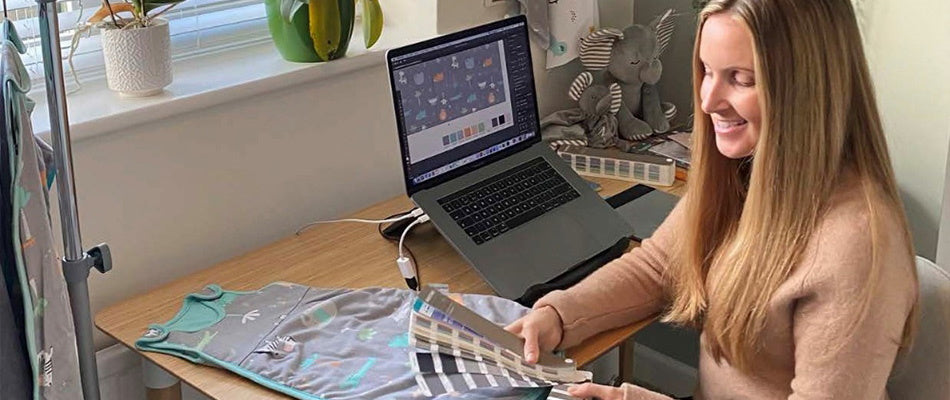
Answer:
xmin=385 ymin=15 xmax=633 ymax=300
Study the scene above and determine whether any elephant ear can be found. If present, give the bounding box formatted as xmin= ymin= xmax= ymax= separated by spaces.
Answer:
xmin=651 ymin=8 xmax=677 ymax=60
xmin=608 ymin=83 xmax=622 ymax=115
xmin=579 ymin=28 xmax=623 ymax=71
xmin=569 ymin=72 xmax=594 ymax=102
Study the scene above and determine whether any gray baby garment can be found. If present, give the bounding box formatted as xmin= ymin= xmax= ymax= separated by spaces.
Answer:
xmin=136 ymin=283 xmax=541 ymax=399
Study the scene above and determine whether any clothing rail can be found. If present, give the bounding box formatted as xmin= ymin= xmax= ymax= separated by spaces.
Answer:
xmin=36 ymin=1 xmax=112 ymax=399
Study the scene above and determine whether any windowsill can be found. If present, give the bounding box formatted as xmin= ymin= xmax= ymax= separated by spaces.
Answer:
xmin=31 ymin=0 xmax=437 ymax=142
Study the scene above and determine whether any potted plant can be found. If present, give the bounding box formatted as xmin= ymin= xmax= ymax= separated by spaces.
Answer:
xmin=82 ymin=0 xmax=184 ymax=96
xmin=264 ymin=0 xmax=383 ymax=63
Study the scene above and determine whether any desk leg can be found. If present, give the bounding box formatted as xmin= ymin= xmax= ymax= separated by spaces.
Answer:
xmin=619 ymin=337 xmax=636 ymax=384
xmin=143 ymin=359 xmax=182 ymax=400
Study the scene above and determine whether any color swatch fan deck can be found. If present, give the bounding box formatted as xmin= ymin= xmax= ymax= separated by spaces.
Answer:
xmin=409 ymin=287 xmax=591 ymax=399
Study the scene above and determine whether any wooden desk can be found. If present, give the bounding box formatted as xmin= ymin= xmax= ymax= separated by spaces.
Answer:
xmin=96 ymin=177 xmax=685 ymax=399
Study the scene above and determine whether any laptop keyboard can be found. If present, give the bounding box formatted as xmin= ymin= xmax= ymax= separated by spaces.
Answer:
xmin=437 ymin=157 xmax=580 ymax=245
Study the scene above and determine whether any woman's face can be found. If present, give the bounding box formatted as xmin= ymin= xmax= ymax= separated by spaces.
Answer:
xmin=699 ymin=13 xmax=761 ymax=159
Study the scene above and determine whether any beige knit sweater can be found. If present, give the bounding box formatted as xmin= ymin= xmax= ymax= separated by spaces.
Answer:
xmin=535 ymin=175 xmax=917 ymax=400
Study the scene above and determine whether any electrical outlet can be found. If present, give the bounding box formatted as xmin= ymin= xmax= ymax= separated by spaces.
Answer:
xmin=483 ymin=0 xmax=507 ymax=8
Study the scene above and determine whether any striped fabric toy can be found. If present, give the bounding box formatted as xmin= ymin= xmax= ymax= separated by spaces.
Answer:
xmin=578 ymin=28 xmax=623 ymax=71
xmin=568 ymin=71 xmax=622 ymax=115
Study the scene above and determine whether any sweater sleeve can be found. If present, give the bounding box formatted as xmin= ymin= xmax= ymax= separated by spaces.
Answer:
xmin=533 ymin=198 xmax=685 ymax=349
xmin=621 ymin=383 xmax=674 ymax=400
xmin=789 ymin=211 xmax=917 ymax=400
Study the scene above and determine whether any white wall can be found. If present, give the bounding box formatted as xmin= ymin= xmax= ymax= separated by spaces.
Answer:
xmin=861 ymin=0 xmax=950 ymax=259
xmin=58 ymin=64 xmax=406 ymax=348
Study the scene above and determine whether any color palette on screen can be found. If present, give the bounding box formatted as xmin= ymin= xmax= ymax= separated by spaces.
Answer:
xmin=442 ymin=121 xmax=488 ymax=146
xmin=490 ymin=114 xmax=506 ymax=127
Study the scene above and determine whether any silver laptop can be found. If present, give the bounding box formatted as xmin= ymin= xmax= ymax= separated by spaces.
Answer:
xmin=385 ymin=15 xmax=632 ymax=299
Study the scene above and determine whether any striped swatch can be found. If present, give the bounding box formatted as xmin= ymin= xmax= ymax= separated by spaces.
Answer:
xmin=408 ymin=296 xmax=587 ymax=399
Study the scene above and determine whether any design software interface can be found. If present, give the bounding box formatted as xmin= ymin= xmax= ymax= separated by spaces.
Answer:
xmin=391 ymin=21 xmax=538 ymax=186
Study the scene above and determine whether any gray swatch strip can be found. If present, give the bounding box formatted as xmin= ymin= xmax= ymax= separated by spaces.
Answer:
xmin=411 ymin=351 xmax=544 ymax=384
xmin=410 ymin=322 xmax=542 ymax=382
xmin=415 ymin=372 xmax=580 ymax=400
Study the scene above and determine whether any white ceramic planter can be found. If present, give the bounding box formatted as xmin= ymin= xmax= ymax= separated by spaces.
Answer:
xmin=101 ymin=18 xmax=172 ymax=97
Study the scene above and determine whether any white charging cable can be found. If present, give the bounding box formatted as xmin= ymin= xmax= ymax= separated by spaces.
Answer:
xmin=397 ymin=214 xmax=429 ymax=291
xmin=295 ymin=208 xmax=425 ymax=236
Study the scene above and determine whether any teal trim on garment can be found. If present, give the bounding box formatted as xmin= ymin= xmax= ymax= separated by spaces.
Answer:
xmin=2 ymin=20 xmax=25 ymax=53
xmin=133 ymin=284 xmax=264 ymax=343
xmin=135 ymin=284 xmax=328 ymax=400
xmin=153 ymin=285 xmax=229 ymax=334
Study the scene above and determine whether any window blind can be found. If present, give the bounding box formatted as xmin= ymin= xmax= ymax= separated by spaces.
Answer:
xmin=3 ymin=0 xmax=268 ymax=87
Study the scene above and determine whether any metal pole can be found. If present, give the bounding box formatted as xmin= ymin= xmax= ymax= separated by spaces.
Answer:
xmin=36 ymin=1 xmax=102 ymax=399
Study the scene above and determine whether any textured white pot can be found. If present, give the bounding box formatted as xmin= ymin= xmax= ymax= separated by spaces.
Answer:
xmin=101 ymin=18 xmax=172 ymax=97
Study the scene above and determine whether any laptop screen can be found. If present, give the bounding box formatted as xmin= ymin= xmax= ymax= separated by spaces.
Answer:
xmin=387 ymin=16 xmax=540 ymax=195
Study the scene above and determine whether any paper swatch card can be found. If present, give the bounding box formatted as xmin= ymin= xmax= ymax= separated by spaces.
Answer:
xmin=408 ymin=287 xmax=590 ymax=399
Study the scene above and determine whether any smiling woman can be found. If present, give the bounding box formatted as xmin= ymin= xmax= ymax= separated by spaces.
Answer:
xmin=697 ymin=13 xmax=760 ymax=159
xmin=510 ymin=0 xmax=920 ymax=399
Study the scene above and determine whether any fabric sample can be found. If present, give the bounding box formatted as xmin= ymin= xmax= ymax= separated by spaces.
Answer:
xmin=2 ymin=19 xmax=82 ymax=400
xmin=137 ymin=283 xmax=547 ymax=399
xmin=0 ymin=63 xmax=31 ymax=398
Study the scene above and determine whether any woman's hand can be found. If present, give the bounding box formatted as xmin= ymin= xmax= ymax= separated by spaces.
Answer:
xmin=567 ymin=383 xmax=624 ymax=400
xmin=504 ymin=305 xmax=563 ymax=364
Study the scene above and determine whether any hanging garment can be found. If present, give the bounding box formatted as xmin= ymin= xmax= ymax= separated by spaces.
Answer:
xmin=2 ymin=19 xmax=83 ymax=400
xmin=136 ymin=283 xmax=566 ymax=399
xmin=1 ymin=65 xmax=32 ymax=398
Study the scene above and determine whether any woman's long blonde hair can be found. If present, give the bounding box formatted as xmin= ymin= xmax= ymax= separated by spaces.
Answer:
xmin=663 ymin=0 xmax=918 ymax=372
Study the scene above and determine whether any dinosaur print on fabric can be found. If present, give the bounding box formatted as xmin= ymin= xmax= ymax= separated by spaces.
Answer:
xmin=195 ymin=331 xmax=217 ymax=351
xmin=340 ymin=358 xmax=377 ymax=389
xmin=300 ymin=353 xmax=320 ymax=369
xmin=357 ymin=328 xmax=377 ymax=341
xmin=388 ymin=332 xmax=410 ymax=348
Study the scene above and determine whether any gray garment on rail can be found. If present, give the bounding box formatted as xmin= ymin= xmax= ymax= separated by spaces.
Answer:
xmin=3 ymin=19 xmax=83 ymax=400
xmin=136 ymin=283 xmax=534 ymax=399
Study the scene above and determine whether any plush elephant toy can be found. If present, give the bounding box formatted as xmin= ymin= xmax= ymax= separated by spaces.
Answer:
xmin=579 ymin=9 xmax=677 ymax=141
xmin=540 ymin=71 xmax=638 ymax=151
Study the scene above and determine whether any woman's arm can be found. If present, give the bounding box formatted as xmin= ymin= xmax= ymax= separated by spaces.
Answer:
xmin=789 ymin=212 xmax=917 ymax=400
xmin=533 ymin=198 xmax=685 ymax=349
